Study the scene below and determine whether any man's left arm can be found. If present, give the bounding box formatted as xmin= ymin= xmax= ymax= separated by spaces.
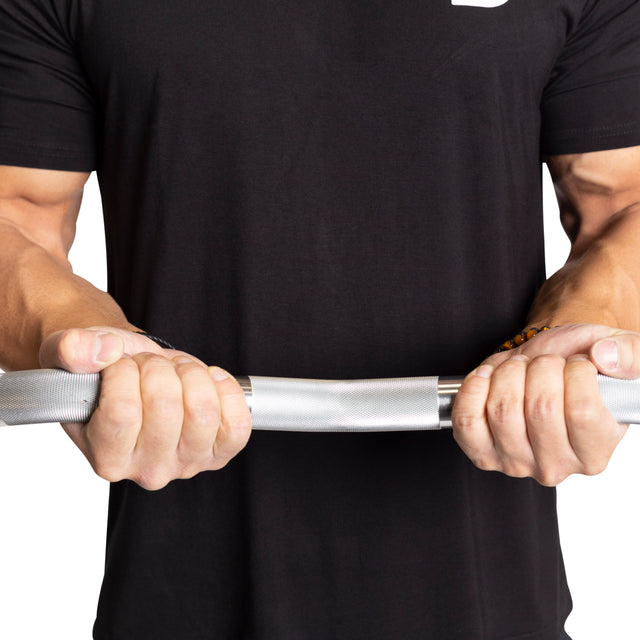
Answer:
xmin=452 ymin=146 xmax=640 ymax=486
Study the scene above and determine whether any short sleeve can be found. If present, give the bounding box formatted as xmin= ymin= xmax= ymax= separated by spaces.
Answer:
xmin=0 ymin=0 xmax=97 ymax=171
xmin=541 ymin=0 xmax=640 ymax=156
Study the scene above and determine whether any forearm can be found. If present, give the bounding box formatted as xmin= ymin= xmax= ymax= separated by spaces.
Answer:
xmin=527 ymin=203 xmax=640 ymax=332
xmin=0 ymin=220 xmax=135 ymax=370
xmin=456 ymin=204 xmax=640 ymax=485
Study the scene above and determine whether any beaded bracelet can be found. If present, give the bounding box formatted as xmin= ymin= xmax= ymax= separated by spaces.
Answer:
xmin=495 ymin=326 xmax=552 ymax=353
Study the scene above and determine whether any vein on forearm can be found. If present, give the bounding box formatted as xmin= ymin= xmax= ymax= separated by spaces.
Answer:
xmin=528 ymin=202 xmax=640 ymax=332
xmin=0 ymin=220 xmax=129 ymax=370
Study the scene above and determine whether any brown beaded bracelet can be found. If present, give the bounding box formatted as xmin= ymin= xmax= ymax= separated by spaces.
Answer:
xmin=495 ymin=326 xmax=553 ymax=353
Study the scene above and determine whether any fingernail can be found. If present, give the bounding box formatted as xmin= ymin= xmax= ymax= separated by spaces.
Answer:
xmin=209 ymin=366 xmax=229 ymax=381
xmin=475 ymin=364 xmax=494 ymax=379
xmin=173 ymin=356 xmax=193 ymax=365
xmin=593 ymin=339 xmax=619 ymax=370
xmin=95 ymin=333 xmax=123 ymax=364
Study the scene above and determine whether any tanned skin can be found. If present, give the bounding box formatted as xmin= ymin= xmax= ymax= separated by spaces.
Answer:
xmin=0 ymin=166 xmax=251 ymax=490
xmin=1 ymin=148 xmax=639 ymax=489
xmin=453 ymin=147 xmax=640 ymax=486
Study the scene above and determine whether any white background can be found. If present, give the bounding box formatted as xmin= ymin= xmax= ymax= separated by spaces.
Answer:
xmin=0 ymin=169 xmax=638 ymax=639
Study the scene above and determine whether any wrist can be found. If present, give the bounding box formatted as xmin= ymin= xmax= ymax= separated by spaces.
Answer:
xmin=496 ymin=326 xmax=554 ymax=353
xmin=528 ymin=239 xmax=640 ymax=332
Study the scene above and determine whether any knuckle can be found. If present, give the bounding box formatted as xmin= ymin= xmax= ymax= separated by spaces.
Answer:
xmin=452 ymin=410 xmax=481 ymax=435
xmin=571 ymin=357 xmax=597 ymax=375
xmin=86 ymin=425 xmax=131 ymax=465
xmin=185 ymin=400 xmax=219 ymax=429
xmin=143 ymin=428 xmax=178 ymax=453
xmin=174 ymin=358 xmax=202 ymax=371
xmin=138 ymin=352 xmax=170 ymax=366
xmin=138 ymin=358 xmax=183 ymax=416
xmin=103 ymin=396 xmax=142 ymax=427
xmin=484 ymin=352 xmax=510 ymax=368
xmin=564 ymin=401 xmax=594 ymax=426
xmin=471 ymin=455 xmax=498 ymax=472
xmin=179 ymin=461 xmax=210 ymax=480
xmin=501 ymin=460 xmax=530 ymax=479
xmin=535 ymin=463 xmax=571 ymax=487
xmin=460 ymin=446 xmax=498 ymax=472
xmin=223 ymin=412 xmax=252 ymax=441
xmin=535 ymin=472 xmax=561 ymax=488
xmin=92 ymin=460 xmax=126 ymax=484
xmin=147 ymin=394 xmax=183 ymax=419
xmin=526 ymin=394 xmax=560 ymax=424
xmin=183 ymin=382 xmax=220 ymax=428
xmin=583 ymin=459 xmax=608 ymax=477
xmin=212 ymin=427 xmax=251 ymax=466
xmin=535 ymin=467 xmax=560 ymax=487
xmin=210 ymin=441 xmax=236 ymax=469
xmin=134 ymin=468 xmax=172 ymax=492
xmin=221 ymin=382 xmax=247 ymax=401
xmin=140 ymin=479 xmax=169 ymax=492
xmin=487 ymin=396 xmax=521 ymax=425
xmin=501 ymin=354 xmax=528 ymax=369
xmin=532 ymin=353 xmax=564 ymax=368
xmin=138 ymin=355 xmax=175 ymax=380
xmin=209 ymin=456 xmax=233 ymax=471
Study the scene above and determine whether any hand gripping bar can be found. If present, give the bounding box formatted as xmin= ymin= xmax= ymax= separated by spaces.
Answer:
xmin=0 ymin=369 xmax=638 ymax=430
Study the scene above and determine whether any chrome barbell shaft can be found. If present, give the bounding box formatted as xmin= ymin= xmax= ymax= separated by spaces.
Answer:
xmin=0 ymin=369 xmax=637 ymax=429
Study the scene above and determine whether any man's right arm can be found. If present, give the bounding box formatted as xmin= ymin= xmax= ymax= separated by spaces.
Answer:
xmin=0 ymin=165 xmax=251 ymax=490
xmin=0 ymin=165 xmax=135 ymax=369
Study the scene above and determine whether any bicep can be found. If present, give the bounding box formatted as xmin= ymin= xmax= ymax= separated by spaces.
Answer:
xmin=0 ymin=165 xmax=90 ymax=265
xmin=546 ymin=147 xmax=640 ymax=257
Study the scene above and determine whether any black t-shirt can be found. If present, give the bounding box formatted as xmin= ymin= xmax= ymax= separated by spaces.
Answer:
xmin=1 ymin=1 xmax=640 ymax=638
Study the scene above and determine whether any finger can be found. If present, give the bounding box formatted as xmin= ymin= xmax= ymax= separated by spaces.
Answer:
xmin=591 ymin=332 xmax=640 ymax=379
xmin=209 ymin=367 xmax=251 ymax=467
xmin=173 ymin=357 xmax=221 ymax=473
xmin=39 ymin=328 xmax=124 ymax=373
xmin=517 ymin=324 xmax=616 ymax=360
xmin=524 ymin=354 xmax=576 ymax=486
xmin=451 ymin=364 xmax=497 ymax=471
xmin=132 ymin=354 xmax=184 ymax=476
xmin=486 ymin=354 xmax=533 ymax=477
xmin=565 ymin=354 xmax=628 ymax=476
xmin=64 ymin=356 xmax=142 ymax=481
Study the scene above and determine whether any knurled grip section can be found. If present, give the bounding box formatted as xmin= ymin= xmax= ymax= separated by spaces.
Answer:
xmin=0 ymin=369 xmax=99 ymax=425
xmin=248 ymin=376 xmax=442 ymax=432
xmin=597 ymin=374 xmax=640 ymax=425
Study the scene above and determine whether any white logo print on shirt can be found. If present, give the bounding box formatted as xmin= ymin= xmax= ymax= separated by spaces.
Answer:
xmin=451 ymin=0 xmax=509 ymax=7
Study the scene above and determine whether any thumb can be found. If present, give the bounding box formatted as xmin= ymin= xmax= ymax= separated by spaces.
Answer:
xmin=39 ymin=328 xmax=125 ymax=373
xmin=591 ymin=332 xmax=640 ymax=379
